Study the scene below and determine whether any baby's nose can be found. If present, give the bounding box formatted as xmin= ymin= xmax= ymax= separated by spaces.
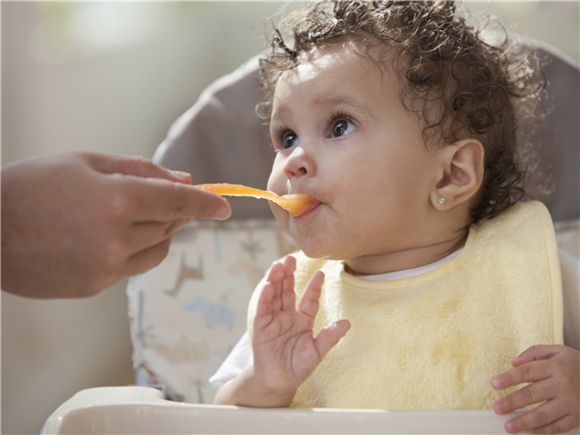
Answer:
xmin=283 ymin=147 xmax=315 ymax=178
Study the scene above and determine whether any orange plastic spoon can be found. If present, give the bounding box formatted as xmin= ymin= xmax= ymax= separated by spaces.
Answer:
xmin=196 ymin=183 xmax=317 ymax=217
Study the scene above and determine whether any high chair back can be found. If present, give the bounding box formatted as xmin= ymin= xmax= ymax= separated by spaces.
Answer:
xmin=127 ymin=42 xmax=579 ymax=403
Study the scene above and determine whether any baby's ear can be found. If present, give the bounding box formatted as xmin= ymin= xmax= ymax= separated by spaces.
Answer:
xmin=430 ymin=139 xmax=484 ymax=211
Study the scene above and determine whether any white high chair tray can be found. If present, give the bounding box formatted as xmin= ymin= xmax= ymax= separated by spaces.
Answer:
xmin=42 ymin=386 xmax=525 ymax=434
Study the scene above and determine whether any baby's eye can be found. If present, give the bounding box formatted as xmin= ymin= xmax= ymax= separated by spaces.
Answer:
xmin=330 ymin=118 xmax=356 ymax=138
xmin=280 ymin=130 xmax=298 ymax=149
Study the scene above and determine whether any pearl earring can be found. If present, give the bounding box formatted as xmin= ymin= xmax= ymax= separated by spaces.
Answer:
xmin=438 ymin=197 xmax=447 ymax=206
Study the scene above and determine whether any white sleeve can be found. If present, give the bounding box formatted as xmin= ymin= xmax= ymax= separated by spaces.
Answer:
xmin=560 ymin=248 xmax=580 ymax=350
xmin=209 ymin=332 xmax=253 ymax=390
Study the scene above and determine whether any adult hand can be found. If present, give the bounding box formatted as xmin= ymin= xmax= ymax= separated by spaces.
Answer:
xmin=1 ymin=152 xmax=231 ymax=298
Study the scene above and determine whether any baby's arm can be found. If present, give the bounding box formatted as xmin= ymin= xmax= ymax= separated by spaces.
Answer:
xmin=213 ymin=365 xmax=294 ymax=407
xmin=491 ymin=345 xmax=579 ymax=434
xmin=214 ymin=255 xmax=350 ymax=407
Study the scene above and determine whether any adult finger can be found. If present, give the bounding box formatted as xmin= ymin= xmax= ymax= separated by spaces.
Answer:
xmin=125 ymin=238 xmax=172 ymax=277
xmin=87 ymin=152 xmax=192 ymax=183
xmin=504 ymin=400 xmax=564 ymax=434
xmin=125 ymin=221 xmax=187 ymax=254
xmin=512 ymin=345 xmax=560 ymax=367
xmin=118 ymin=176 xmax=231 ymax=221
xmin=491 ymin=360 xmax=552 ymax=390
xmin=494 ymin=379 xmax=554 ymax=414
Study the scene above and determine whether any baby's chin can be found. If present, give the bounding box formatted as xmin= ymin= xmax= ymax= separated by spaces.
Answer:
xmin=297 ymin=243 xmax=345 ymax=261
xmin=275 ymin=216 xmax=347 ymax=260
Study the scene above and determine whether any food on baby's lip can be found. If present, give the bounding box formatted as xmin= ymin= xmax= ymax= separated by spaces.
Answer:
xmin=196 ymin=183 xmax=317 ymax=217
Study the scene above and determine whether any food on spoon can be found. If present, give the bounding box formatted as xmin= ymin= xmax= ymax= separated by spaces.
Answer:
xmin=196 ymin=183 xmax=317 ymax=217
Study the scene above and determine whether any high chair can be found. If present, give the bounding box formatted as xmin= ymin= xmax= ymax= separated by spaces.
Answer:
xmin=43 ymin=39 xmax=578 ymax=434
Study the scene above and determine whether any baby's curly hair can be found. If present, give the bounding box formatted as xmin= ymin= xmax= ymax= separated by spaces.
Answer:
xmin=259 ymin=0 xmax=545 ymax=222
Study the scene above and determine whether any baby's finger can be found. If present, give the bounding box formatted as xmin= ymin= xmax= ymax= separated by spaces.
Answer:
xmin=494 ymin=379 xmax=554 ymax=414
xmin=282 ymin=255 xmax=297 ymax=273
xmin=512 ymin=345 xmax=560 ymax=367
xmin=297 ymin=271 xmax=325 ymax=320
xmin=528 ymin=414 xmax=577 ymax=434
xmin=281 ymin=256 xmax=297 ymax=312
xmin=256 ymin=282 xmax=276 ymax=318
xmin=492 ymin=360 xmax=552 ymax=390
xmin=314 ymin=319 xmax=351 ymax=358
xmin=266 ymin=262 xmax=285 ymax=313
xmin=504 ymin=400 xmax=564 ymax=434
xmin=255 ymin=282 xmax=277 ymax=330
xmin=266 ymin=261 xmax=285 ymax=283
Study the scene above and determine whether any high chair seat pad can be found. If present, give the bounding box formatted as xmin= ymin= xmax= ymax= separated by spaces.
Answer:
xmin=127 ymin=219 xmax=296 ymax=402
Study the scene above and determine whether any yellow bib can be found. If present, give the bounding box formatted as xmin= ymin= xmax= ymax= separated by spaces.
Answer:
xmin=248 ymin=201 xmax=563 ymax=410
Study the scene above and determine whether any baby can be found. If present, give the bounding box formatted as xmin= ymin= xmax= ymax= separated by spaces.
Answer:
xmin=212 ymin=1 xmax=579 ymax=433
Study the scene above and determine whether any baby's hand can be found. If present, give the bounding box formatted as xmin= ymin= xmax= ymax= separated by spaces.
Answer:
xmin=491 ymin=345 xmax=579 ymax=434
xmin=252 ymin=255 xmax=350 ymax=399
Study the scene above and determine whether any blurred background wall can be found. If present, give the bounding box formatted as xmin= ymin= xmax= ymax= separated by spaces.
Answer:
xmin=1 ymin=2 xmax=578 ymax=434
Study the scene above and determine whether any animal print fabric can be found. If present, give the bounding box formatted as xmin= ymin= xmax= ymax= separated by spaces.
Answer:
xmin=127 ymin=219 xmax=296 ymax=403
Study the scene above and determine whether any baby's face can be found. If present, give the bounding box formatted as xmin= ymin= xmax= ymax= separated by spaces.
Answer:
xmin=267 ymin=43 xmax=441 ymax=261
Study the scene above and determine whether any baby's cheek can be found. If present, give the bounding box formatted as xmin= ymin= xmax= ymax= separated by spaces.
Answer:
xmin=269 ymin=203 xmax=289 ymax=227
xmin=267 ymin=169 xmax=289 ymax=197
xmin=269 ymin=149 xmax=295 ymax=182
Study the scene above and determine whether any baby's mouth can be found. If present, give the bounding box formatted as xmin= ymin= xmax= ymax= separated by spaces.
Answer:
xmin=285 ymin=182 xmax=323 ymax=218
xmin=293 ymin=200 xmax=321 ymax=218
